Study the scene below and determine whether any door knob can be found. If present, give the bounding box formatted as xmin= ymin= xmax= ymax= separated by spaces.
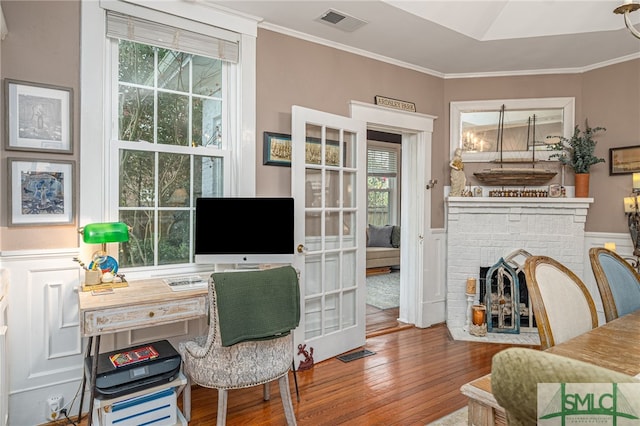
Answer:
xmin=297 ymin=244 xmax=306 ymax=253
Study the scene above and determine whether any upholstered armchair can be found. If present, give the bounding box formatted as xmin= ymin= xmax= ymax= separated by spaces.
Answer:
xmin=180 ymin=266 xmax=300 ymax=425
xmin=589 ymin=247 xmax=640 ymax=322
xmin=492 ymin=348 xmax=639 ymax=426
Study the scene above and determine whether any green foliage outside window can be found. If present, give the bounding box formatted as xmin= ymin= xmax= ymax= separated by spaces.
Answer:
xmin=115 ymin=40 xmax=225 ymax=268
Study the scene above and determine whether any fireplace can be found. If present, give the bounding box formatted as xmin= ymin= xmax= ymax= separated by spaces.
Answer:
xmin=479 ymin=249 xmax=537 ymax=334
xmin=446 ymin=196 xmax=593 ymax=343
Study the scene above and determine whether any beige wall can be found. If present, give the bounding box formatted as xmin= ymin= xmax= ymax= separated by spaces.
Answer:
xmin=1 ymin=3 xmax=638 ymax=253
xmin=0 ymin=0 xmax=80 ymax=251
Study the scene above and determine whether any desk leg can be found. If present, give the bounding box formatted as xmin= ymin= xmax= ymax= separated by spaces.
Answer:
xmin=78 ymin=336 xmax=93 ymax=422
xmin=87 ymin=335 xmax=100 ymax=426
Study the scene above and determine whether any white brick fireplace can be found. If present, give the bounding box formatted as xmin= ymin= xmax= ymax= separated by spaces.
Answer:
xmin=446 ymin=197 xmax=593 ymax=343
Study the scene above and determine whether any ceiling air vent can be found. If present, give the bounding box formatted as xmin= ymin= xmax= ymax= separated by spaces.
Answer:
xmin=315 ymin=9 xmax=368 ymax=32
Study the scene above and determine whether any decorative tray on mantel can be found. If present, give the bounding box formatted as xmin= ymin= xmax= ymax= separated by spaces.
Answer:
xmin=473 ymin=167 xmax=557 ymax=186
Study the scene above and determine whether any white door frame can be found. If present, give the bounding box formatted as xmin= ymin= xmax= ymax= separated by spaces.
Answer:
xmin=350 ymin=101 xmax=438 ymax=328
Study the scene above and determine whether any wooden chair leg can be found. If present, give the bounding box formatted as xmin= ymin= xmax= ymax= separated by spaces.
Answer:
xmin=183 ymin=373 xmax=192 ymax=421
xmin=278 ymin=375 xmax=297 ymax=426
xmin=217 ymin=389 xmax=228 ymax=426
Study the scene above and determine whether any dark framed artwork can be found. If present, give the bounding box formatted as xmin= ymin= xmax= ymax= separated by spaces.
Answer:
xmin=8 ymin=158 xmax=75 ymax=226
xmin=4 ymin=79 xmax=73 ymax=154
xmin=609 ymin=145 xmax=640 ymax=175
xmin=263 ymin=132 xmax=292 ymax=166
xmin=263 ymin=132 xmax=342 ymax=167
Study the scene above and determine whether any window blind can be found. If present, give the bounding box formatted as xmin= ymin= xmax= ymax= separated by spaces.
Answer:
xmin=368 ymin=147 xmax=398 ymax=176
xmin=106 ymin=11 xmax=239 ymax=63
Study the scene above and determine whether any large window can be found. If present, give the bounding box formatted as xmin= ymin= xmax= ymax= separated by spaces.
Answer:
xmin=108 ymin=12 xmax=237 ymax=268
xmin=367 ymin=142 xmax=400 ymax=226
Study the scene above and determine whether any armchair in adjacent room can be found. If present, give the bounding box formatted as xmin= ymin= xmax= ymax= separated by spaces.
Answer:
xmin=179 ymin=266 xmax=300 ymax=425
xmin=589 ymin=247 xmax=640 ymax=322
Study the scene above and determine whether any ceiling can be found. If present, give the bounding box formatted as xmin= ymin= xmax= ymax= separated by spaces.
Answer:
xmin=210 ymin=0 xmax=640 ymax=77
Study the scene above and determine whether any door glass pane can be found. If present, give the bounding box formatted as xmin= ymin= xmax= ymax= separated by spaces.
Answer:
xmin=305 ymin=168 xmax=322 ymax=208
xmin=342 ymin=251 xmax=356 ymax=287
xmin=342 ymin=289 xmax=356 ymax=328
xmin=305 ymin=297 xmax=322 ymax=339
xmin=324 ymin=293 xmax=339 ymax=334
xmin=325 ymin=211 xmax=340 ymax=249
xmin=343 ymin=171 xmax=356 ymax=208
xmin=344 ymin=131 xmax=356 ymax=168
xmin=326 ymin=170 xmax=340 ymax=208
xmin=325 ymin=253 xmax=339 ymax=292
xmin=343 ymin=211 xmax=356 ymax=248
xmin=305 ymin=123 xmax=322 ymax=165
xmin=305 ymin=254 xmax=322 ymax=295
xmin=305 ymin=211 xmax=322 ymax=247
xmin=326 ymin=127 xmax=341 ymax=166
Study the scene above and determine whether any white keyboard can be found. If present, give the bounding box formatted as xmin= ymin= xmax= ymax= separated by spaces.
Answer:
xmin=164 ymin=275 xmax=208 ymax=292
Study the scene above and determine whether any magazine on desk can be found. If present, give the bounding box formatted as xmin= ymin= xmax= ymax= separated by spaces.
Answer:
xmin=163 ymin=275 xmax=208 ymax=292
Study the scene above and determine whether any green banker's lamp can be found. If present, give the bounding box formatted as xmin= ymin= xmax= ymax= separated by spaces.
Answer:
xmin=79 ymin=222 xmax=129 ymax=291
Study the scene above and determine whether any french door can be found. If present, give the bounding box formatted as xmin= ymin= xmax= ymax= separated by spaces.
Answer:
xmin=291 ymin=106 xmax=367 ymax=363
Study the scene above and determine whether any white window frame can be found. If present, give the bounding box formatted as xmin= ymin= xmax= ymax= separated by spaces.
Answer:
xmin=80 ymin=0 xmax=258 ymax=277
xmin=367 ymin=141 xmax=401 ymax=226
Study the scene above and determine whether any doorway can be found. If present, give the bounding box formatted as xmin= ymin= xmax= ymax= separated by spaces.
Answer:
xmin=365 ymin=131 xmax=403 ymax=335
xmin=350 ymin=100 xmax=436 ymax=330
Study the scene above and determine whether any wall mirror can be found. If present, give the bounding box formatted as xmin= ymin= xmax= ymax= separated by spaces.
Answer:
xmin=450 ymin=97 xmax=575 ymax=163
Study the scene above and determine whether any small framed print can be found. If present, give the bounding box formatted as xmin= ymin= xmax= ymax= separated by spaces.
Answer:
xmin=4 ymin=79 xmax=73 ymax=154
xmin=8 ymin=158 xmax=75 ymax=226
xmin=548 ymin=184 xmax=562 ymax=198
xmin=610 ymin=145 xmax=640 ymax=175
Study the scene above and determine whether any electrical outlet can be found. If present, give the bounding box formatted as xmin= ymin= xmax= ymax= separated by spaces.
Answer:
xmin=46 ymin=395 xmax=64 ymax=421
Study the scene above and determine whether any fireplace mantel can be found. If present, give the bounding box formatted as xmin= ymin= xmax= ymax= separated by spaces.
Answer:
xmin=446 ymin=196 xmax=593 ymax=343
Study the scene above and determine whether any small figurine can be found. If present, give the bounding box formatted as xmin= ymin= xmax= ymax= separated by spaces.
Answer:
xmin=297 ymin=344 xmax=314 ymax=371
xmin=449 ymin=148 xmax=467 ymax=196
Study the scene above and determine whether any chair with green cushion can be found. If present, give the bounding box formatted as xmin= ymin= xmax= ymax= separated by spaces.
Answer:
xmin=589 ymin=247 xmax=640 ymax=322
xmin=179 ymin=266 xmax=300 ymax=425
xmin=491 ymin=347 xmax=639 ymax=426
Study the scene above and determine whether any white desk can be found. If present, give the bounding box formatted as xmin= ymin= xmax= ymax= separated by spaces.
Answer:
xmin=78 ymin=277 xmax=208 ymax=425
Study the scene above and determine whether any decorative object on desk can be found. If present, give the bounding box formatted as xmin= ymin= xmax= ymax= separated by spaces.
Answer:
xmin=7 ymin=158 xmax=75 ymax=226
xmin=548 ymin=119 xmax=606 ymax=197
xmin=449 ymin=148 xmax=466 ymax=196
xmin=4 ymin=79 xmax=73 ymax=154
xmin=85 ymin=269 xmax=102 ymax=285
xmin=78 ymin=221 xmax=130 ymax=291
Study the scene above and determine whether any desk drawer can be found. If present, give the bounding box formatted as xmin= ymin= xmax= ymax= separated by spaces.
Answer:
xmin=82 ymin=296 xmax=207 ymax=336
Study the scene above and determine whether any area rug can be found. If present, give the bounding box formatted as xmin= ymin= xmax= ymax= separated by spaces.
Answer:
xmin=366 ymin=271 xmax=399 ymax=310
xmin=425 ymin=406 xmax=467 ymax=426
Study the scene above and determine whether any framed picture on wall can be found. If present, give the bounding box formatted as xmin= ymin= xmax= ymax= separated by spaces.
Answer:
xmin=263 ymin=131 xmax=343 ymax=167
xmin=4 ymin=79 xmax=73 ymax=154
xmin=609 ymin=145 xmax=640 ymax=175
xmin=8 ymin=158 xmax=75 ymax=226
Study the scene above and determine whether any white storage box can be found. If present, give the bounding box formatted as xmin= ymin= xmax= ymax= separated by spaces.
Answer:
xmin=99 ymin=387 xmax=176 ymax=426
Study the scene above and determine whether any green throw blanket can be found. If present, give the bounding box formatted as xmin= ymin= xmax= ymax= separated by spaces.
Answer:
xmin=213 ymin=266 xmax=301 ymax=347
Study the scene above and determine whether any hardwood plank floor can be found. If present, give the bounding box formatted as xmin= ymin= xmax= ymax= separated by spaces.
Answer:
xmin=179 ymin=324 xmax=537 ymax=425
xmin=62 ymin=325 xmax=537 ymax=426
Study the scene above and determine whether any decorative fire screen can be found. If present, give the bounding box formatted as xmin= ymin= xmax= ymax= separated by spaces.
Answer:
xmin=480 ymin=249 xmax=536 ymax=334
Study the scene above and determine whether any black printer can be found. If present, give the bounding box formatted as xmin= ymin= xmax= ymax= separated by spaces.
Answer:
xmin=86 ymin=340 xmax=181 ymax=399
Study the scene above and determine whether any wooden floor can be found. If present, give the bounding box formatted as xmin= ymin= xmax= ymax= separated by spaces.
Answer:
xmin=63 ymin=324 xmax=537 ymax=426
xmin=178 ymin=324 xmax=534 ymax=426
xmin=366 ymin=305 xmax=410 ymax=336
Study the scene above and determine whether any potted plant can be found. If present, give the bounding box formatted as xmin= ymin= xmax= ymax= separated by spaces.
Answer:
xmin=549 ymin=119 xmax=606 ymax=197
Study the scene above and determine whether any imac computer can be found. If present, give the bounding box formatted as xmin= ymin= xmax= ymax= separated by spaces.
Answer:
xmin=194 ymin=197 xmax=295 ymax=265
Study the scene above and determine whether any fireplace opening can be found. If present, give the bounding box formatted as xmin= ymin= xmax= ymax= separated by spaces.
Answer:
xmin=479 ymin=249 xmax=537 ymax=333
